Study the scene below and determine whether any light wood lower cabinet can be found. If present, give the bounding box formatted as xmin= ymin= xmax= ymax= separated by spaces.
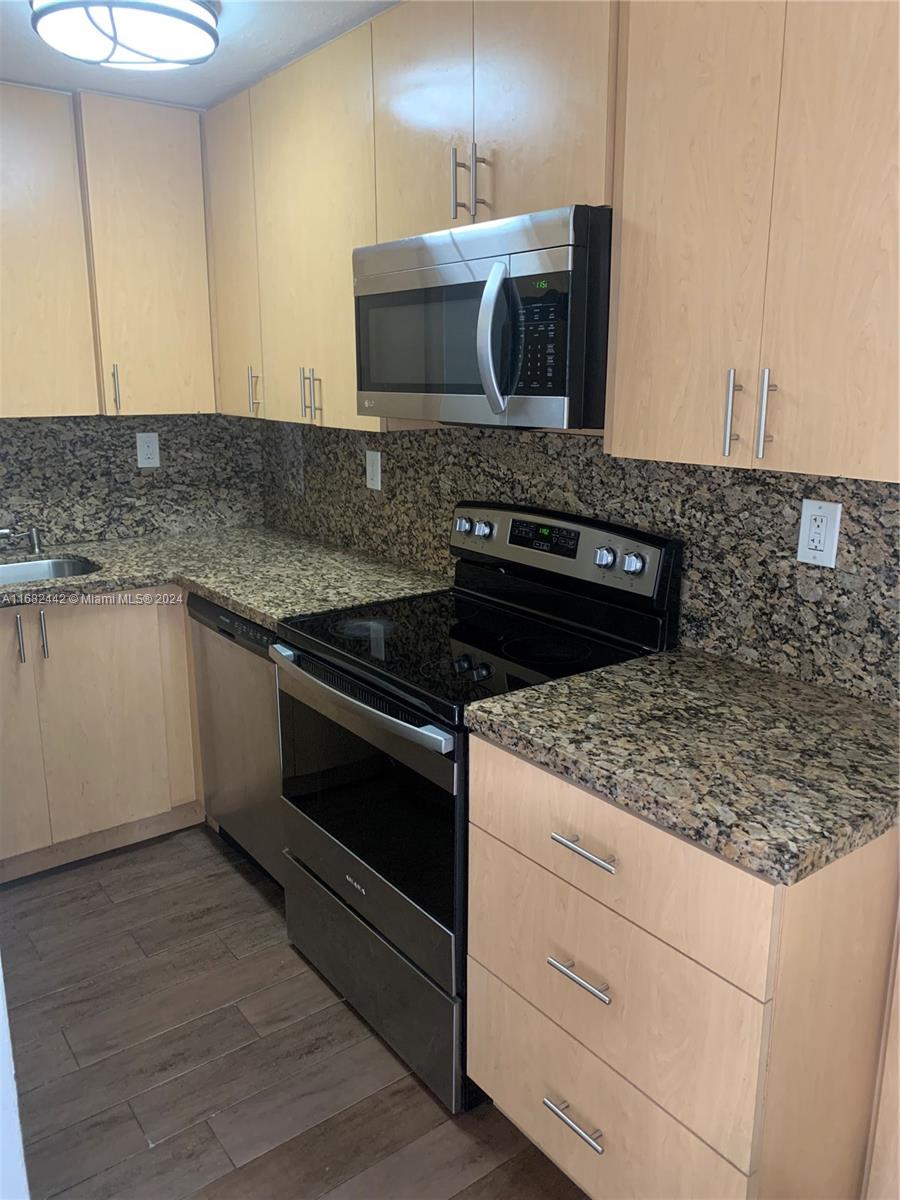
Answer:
xmin=0 ymin=610 xmax=51 ymax=859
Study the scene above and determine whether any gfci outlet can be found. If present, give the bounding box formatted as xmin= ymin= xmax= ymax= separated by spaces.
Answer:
xmin=366 ymin=449 xmax=382 ymax=491
xmin=136 ymin=432 xmax=160 ymax=469
xmin=797 ymin=498 xmax=842 ymax=568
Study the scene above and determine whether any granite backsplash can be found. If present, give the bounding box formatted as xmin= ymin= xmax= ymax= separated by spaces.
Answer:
xmin=0 ymin=415 xmax=264 ymax=543
xmin=262 ymin=422 xmax=899 ymax=705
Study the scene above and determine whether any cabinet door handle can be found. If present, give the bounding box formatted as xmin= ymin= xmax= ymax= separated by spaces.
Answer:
xmin=547 ymin=956 xmax=612 ymax=1005
xmin=112 ymin=362 xmax=122 ymax=412
xmin=39 ymin=609 xmax=49 ymax=659
xmin=550 ymin=831 xmax=617 ymax=875
xmin=542 ymin=1098 xmax=604 ymax=1156
xmin=299 ymin=367 xmax=310 ymax=419
xmin=309 ymin=368 xmax=322 ymax=420
xmin=722 ymin=367 xmax=743 ymax=456
xmin=469 ymin=141 xmax=487 ymax=217
xmin=15 ymin=613 xmax=26 ymax=664
xmin=247 ymin=366 xmax=259 ymax=414
xmin=754 ymin=367 xmax=778 ymax=459
xmin=450 ymin=145 xmax=468 ymax=219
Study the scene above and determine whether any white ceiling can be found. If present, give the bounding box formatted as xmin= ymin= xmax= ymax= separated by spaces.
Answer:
xmin=0 ymin=0 xmax=396 ymax=108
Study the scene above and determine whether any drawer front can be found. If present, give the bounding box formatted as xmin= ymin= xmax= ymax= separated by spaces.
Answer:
xmin=469 ymin=825 xmax=764 ymax=1171
xmin=469 ymin=736 xmax=776 ymax=999
xmin=468 ymin=959 xmax=749 ymax=1200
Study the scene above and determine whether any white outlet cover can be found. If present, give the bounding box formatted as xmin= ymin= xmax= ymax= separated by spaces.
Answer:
xmin=366 ymin=449 xmax=382 ymax=491
xmin=136 ymin=432 xmax=160 ymax=469
xmin=797 ymin=498 xmax=842 ymax=568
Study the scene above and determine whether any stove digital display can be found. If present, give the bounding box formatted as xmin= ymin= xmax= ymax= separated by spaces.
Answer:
xmin=508 ymin=519 xmax=580 ymax=559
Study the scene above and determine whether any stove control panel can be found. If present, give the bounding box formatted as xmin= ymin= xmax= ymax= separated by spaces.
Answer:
xmin=449 ymin=505 xmax=667 ymax=599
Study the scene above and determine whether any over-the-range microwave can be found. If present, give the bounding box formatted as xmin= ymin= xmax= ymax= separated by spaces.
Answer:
xmin=353 ymin=205 xmax=612 ymax=429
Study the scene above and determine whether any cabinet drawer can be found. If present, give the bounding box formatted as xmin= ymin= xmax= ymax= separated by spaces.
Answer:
xmin=469 ymin=826 xmax=764 ymax=1171
xmin=468 ymin=960 xmax=748 ymax=1200
xmin=469 ymin=737 xmax=776 ymax=999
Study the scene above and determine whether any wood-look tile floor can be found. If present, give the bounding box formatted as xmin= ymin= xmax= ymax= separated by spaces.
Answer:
xmin=2 ymin=827 xmax=586 ymax=1200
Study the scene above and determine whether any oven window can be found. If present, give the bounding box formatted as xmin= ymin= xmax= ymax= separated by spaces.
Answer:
xmin=279 ymin=692 xmax=454 ymax=930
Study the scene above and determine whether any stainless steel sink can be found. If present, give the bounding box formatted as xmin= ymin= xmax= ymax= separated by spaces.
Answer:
xmin=0 ymin=557 xmax=98 ymax=585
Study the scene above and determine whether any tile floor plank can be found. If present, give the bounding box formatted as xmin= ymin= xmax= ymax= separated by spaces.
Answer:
xmin=13 ymin=1030 xmax=78 ymax=1093
xmin=53 ymin=1123 xmax=232 ymax=1200
xmin=448 ymin=1143 xmax=588 ymax=1200
xmin=132 ymin=874 xmax=282 ymax=959
xmin=194 ymin=1075 xmax=449 ymax=1200
xmin=130 ymin=1001 xmax=371 ymax=1145
xmin=20 ymin=1006 xmax=257 ymax=1145
xmin=0 ymin=882 xmax=112 ymax=935
xmin=65 ymin=942 xmax=306 ymax=1066
xmin=236 ymin=966 xmax=339 ymax=1037
xmin=210 ymin=1035 xmax=409 ymax=1167
xmin=4 ymin=933 xmax=146 ymax=1009
xmin=25 ymin=1103 xmax=149 ymax=1200
xmin=217 ymin=910 xmax=287 ymax=959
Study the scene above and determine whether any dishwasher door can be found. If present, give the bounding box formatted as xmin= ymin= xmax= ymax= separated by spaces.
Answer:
xmin=190 ymin=612 xmax=285 ymax=884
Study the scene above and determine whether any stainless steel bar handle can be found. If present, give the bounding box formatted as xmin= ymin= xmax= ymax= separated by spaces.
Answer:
xmin=270 ymin=643 xmax=455 ymax=755
xmin=309 ymin=368 xmax=322 ymax=420
xmin=542 ymin=1098 xmax=604 ymax=1156
xmin=550 ymin=831 xmax=616 ymax=875
xmin=38 ymin=609 xmax=49 ymax=659
xmin=299 ymin=367 xmax=310 ymax=419
xmin=547 ymin=956 xmax=612 ymax=1006
xmin=111 ymin=363 xmax=122 ymax=412
xmin=754 ymin=367 xmax=778 ymax=459
xmin=469 ymin=141 xmax=487 ymax=217
xmin=476 ymin=261 xmax=509 ymax=416
xmin=450 ymin=146 xmax=468 ymax=219
xmin=722 ymin=367 xmax=743 ymax=457
xmin=247 ymin=366 xmax=258 ymax=415
xmin=14 ymin=613 xmax=26 ymax=664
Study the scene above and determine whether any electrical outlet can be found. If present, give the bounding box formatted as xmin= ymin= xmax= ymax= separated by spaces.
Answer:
xmin=136 ymin=432 xmax=159 ymax=469
xmin=366 ymin=449 xmax=382 ymax=491
xmin=797 ymin=499 xmax=842 ymax=568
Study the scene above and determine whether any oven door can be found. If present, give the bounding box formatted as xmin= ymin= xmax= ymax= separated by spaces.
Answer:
xmin=270 ymin=643 xmax=459 ymax=995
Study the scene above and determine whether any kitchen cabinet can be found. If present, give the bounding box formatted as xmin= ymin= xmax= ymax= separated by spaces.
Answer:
xmin=0 ymin=610 xmax=51 ymax=860
xmin=472 ymin=2 xmax=617 ymax=220
xmin=607 ymin=0 xmax=898 ymax=483
xmin=0 ymin=84 xmax=98 ymax=418
xmin=78 ymin=93 xmax=215 ymax=416
xmin=203 ymin=90 xmax=264 ymax=418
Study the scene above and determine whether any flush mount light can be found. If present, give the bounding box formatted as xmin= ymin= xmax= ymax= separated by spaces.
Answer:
xmin=30 ymin=0 xmax=219 ymax=70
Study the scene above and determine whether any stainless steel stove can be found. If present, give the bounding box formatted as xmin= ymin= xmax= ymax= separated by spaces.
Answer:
xmin=271 ymin=503 xmax=681 ymax=1112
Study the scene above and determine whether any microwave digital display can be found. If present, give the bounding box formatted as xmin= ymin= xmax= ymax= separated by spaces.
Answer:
xmin=508 ymin=519 xmax=580 ymax=559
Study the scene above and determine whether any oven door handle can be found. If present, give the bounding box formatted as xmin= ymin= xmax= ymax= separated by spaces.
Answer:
xmin=476 ymin=261 xmax=509 ymax=416
xmin=270 ymin=643 xmax=456 ymax=756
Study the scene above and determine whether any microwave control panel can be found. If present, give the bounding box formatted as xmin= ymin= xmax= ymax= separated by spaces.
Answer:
xmin=512 ymin=271 xmax=569 ymax=396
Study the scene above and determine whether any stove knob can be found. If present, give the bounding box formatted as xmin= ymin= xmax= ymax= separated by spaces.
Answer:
xmin=469 ymin=662 xmax=493 ymax=681
xmin=454 ymin=516 xmax=473 ymax=535
xmin=453 ymin=655 xmax=473 ymax=673
xmin=593 ymin=546 xmax=616 ymax=569
xmin=623 ymin=552 xmax=645 ymax=576
xmin=473 ymin=520 xmax=494 ymax=539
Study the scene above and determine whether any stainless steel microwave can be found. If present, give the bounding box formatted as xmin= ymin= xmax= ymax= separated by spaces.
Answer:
xmin=353 ymin=205 xmax=612 ymax=429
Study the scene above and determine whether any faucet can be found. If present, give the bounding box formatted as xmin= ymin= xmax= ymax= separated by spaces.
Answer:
xmin=0 ymin=527 xmax=42 ymax=555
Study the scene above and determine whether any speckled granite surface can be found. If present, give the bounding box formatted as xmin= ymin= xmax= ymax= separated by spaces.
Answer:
xmin=0 ymin=526 xmax=444 ymax=630
xmin=465 ymin=651 xmax=899 ymax=885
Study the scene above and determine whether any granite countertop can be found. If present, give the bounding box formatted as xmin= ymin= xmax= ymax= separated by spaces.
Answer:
xmin=465 ymin=650 xmax=899 ymax=886
xmin=0 ymin=526 xmax=446 ymax=628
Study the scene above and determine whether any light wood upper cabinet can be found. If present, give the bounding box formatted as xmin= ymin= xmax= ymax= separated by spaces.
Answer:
xmin=605 ymin=1 xmax=785 ymax=469
xmin=473 ymin=2 xmax=617 ymax=221
xmin=203 ymin=90 xmax=264 ymax=418
xmin=372 ymin=1 xmax=474 ymax=242
xmin=78 ymin=93 xmax=215 ymax=416
xmin=753 ymin=0 xmax=899 ymax=482
xmin=0 ymin=610 xmax=51 ymax=860
xmin=0 ymin=84 xmax=98 ymax=418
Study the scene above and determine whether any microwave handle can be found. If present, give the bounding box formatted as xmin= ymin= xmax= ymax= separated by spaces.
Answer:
xmin=476 ymin=261 xmax=509 ymax=416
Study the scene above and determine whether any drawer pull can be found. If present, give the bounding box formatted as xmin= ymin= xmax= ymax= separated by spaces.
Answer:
xmin=542 ymin=1097 xmax=604 ymax=1156
xmin=551 ymin=831 xmax=617 ymax=875
xmin=547 ymin=956 xmax=612 ymax=1006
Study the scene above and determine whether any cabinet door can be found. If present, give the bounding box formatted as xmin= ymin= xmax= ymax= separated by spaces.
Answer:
xmin=34 ymin=596 xmax=171 ymax=843
xmin=251 ymin=58 xmax=312 ymax=424
xmin=78 ymin=94 xmax=215 ymax=416
xmin=473 ymin=1 xmax=617 ymax=221
xmin=203 ymin=91 xmax=265 ymax=418
xmin=372 ymin=1 xmax=474 ymax=242
xmin=0 ymin=610 xmax=51 ymax=860
xmin=0 ymin=85 xmax=97 ymax=418
xmin=605 ymin=1 xmax=785 ymax=466
xmin=753 ymin=1 xmax=898 ymax=482
xmin=301 ymin=25 xmax=380 ymax=432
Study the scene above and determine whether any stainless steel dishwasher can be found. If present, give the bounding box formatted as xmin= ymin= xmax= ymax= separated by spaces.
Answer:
xmin=188 ymin=593 xmax=285 ymax=884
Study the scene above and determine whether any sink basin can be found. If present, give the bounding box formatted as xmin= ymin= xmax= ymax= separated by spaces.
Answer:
xmin=0 ymin=557 xmax=99 ymax=585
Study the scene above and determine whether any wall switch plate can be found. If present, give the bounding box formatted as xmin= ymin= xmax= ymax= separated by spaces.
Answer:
xmin=366 ymin=449 xmax=382 ymax=491
xmin=797 ymin=498 xmax=842 ymax=568
xmin=136 ymin=432 xmax=160 ymax=469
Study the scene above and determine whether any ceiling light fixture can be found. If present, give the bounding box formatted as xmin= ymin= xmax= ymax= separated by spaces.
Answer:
xmin=30 ymin=0 xmax=219 ymax=71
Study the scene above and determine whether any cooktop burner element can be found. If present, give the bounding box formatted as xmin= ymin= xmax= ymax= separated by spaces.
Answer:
xmin=499 ymin=634 xmax=594 ymax=666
